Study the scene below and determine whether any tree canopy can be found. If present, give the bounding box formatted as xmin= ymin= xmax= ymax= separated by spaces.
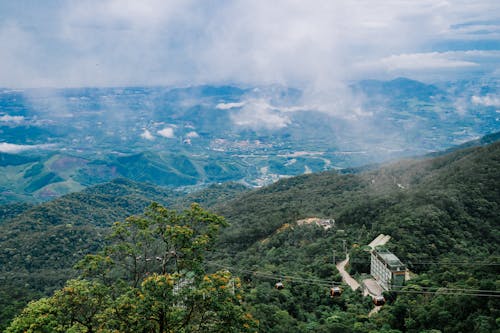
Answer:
xmin=7 ymin=203 xmax=256 ymax=333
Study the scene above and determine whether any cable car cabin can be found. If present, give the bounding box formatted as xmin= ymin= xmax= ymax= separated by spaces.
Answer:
xmin=330 ymin=287 xmax=342 ymax=297
xmin=275 ymin=282 xmax=284 ymax=290
xmin=373 ymin=296 xmax=385 ymax=306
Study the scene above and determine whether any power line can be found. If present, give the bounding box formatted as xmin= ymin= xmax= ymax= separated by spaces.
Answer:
xmin=210 ymin=251 xmax=500 ymax=266
xmin=207 ymin=250 xmax=500 ymax=267
xmin=350 ymin=259 xmax=500 ymax=266
xmin=387 ymin=289 xmax=500 ymax=298
xmin=396 ymin=286 xmax=500 ymax=293
xmin=207 ymin=262 xmax=341 ymax=287
xmin=205 ymin=262 xmax=500 ymax=298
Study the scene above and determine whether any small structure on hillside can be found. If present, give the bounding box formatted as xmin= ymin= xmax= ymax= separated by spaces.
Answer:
xmin=296 ymin=217 xmax=335 ymax=230
xmin=368 ymin=234 xmax=391 ymax=249
xmin=370 ymin=248 xmax=406 ymax=291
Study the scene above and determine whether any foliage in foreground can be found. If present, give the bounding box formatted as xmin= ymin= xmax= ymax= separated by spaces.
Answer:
xmin=7 ymin=203 xmax=256 ymax=333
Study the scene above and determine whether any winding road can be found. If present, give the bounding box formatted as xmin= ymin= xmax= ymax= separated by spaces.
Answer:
xmin=335 ymin=254 xmax=360 ymax=291
xmin=336 ymin=254 xmax=383 ymax=317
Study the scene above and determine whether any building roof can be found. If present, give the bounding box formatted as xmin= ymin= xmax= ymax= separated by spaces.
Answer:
xmin=373 ymin=248 xmax=406 ymax=271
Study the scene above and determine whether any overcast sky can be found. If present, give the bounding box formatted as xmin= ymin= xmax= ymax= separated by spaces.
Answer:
xmin=0 ymin=0 xmax=499 ymax=88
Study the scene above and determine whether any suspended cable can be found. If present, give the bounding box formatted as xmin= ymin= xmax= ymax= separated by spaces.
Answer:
xmin=387 ymin=289 xmax=500 ymax=298
xmin=207 ymin=249 xmax=500 ymax=266
xmin=205 ymin=262 xmax=500 ymax=297
xmin=208 ymin=262 xmax=340 ymax=287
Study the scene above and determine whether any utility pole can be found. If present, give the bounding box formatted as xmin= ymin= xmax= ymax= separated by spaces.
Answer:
xmin=342 ymin=239 xmax=347 ymax=255
xmin=332 ymin=249 xmax=336 ymax=265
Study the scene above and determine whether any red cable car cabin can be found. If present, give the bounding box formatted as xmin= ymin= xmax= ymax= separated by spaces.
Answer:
xmin=330 ymin=286 xmax=342 ymax=297
xmin=373 ymin=295 xmax=385 ymax=306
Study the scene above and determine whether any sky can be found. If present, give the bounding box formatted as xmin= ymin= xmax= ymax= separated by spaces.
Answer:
xmin=0 ymin=0 xmax=499 ymax=88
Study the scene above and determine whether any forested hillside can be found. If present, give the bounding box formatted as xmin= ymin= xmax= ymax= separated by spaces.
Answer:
xmin=210 ymin=139 xmax=500 ymax=332
xmin=0 ymin=179 xmax=248 ymax=329
xmin=1 ymin=137 xmax=499 ymax=331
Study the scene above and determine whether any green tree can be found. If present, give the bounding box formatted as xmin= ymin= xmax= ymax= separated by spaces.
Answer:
xmin=7 ymin=203 xmax=256 ymax=333
xmin=6 ymin=279 xmax=110 ymax=333
xmin=6 ymin=297 xmax=61 ymax=333
xmin=100 ymin=202 xmax=227 ymax=287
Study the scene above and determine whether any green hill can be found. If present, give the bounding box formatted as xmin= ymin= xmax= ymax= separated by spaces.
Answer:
xmin=0 ymin=178 xmax=250 ymax=329
xmin=0 ymin=178 xmax=174 ymax=327
xmin=210 ymin=140 xmax=500 ymax=332
xmin=0 ymin=150 xmax=249 ymax=204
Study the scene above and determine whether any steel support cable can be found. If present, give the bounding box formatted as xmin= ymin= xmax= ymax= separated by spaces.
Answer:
xmin=386 ymin=289 xmax=500 ymax=298
xmin=207 ymin=250 xmax=500 ymax=266
xmin=208 ymin=262 xmax=339 ymax=287
xmin=213 ymin=265 xmax=336 ymax=287
xmin=394 ymin=286 xmax=500 ymax=293
xmin=206 ymin=262 xmax=500 ymax=296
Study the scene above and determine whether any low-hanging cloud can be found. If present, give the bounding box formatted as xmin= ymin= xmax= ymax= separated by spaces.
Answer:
xmin=0 ymin=115 xmax=25 ymax=123
xmin=215 ymin=102 xmax=246 ymax=110
xmin=0 ymin=143 xmax=55 ymax=153
xmin=0 ymin=0 xmax=499 ymax=134
xmin=140 ymin=129 xmax=155 ymax=140
xmin=471 ymin=94 xmax=500 ymax=107
xmin=157 ymin=127 xmax=175 ymax=138
xmin=362 ymin=52 xmax=479 ymax=71
xmin=185 ymin=131 xmax=199 ymax=138
xmin=230 ymin=99 xmax=291 ymax=130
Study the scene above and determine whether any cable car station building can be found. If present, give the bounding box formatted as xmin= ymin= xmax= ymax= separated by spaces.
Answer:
xmin=370 ymin=248 xmax=406 ymax=291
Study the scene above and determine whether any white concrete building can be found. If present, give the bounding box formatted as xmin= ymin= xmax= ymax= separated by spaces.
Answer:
xmin=370 ymin=248 xmax=406 ymax=291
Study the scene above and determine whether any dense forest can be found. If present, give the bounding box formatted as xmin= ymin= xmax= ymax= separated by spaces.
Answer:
xmin=209 ymin=139 xmax=499 ymax=332
xmin=1 ymin=136 xmax=499 ymax=331
xmin=0 ymin=180 xmax=247 ymax=329
xmin=6 ymin=203 xmax=257 ymax=332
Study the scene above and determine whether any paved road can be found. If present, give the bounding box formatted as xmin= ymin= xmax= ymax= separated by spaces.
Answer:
xmin=369 ymin=305 xmax=382 ymax=317
xmin=337 ymin=254 xmax=384 ymax=317
xmin=362 ymin=278 xmax=385 ymax=317
xmin=336 ymin=254 xmax=360 ymax=291
xmin=363 ymin=278 xmax=383 ymax=296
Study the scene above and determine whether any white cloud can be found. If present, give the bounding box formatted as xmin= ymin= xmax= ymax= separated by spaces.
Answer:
xmin=0 ymin=1 xmax=498 ymax=88
xmin=185 ymin=131 xmax=199 ymax=138
xmin=140 ymin=129 xmax=154 ymax=140
xmin=0 ymin=115 xmax=25 ymax=123
xmin=353 ymin=50 xmax=500 ymax=81
xmin=230 ymin=100 xmax=291 ymax=130
xmin=375 ymin=52 xmax=478 ymax=70
xmin=356 ymin=51 xmax=482 ymax=74
xmin=0 ymin=143 xmax=54 ymax=153
xmin=157 ymin=127 xmax=175 ymax=138
xmin=215 ymin=102 xmax=246 ymax=110
xmin=471 ymin=94 xmax=500 ymax=107
xmin=454 ymin=98 xmax=468 ymax=116
xmin=451 ymin=23 xmax=500 ymax=38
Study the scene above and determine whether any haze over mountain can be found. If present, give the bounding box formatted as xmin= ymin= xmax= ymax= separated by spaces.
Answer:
xmin=1 ymin=77 xmax=500 ymax=203
xmin=1 ymin=1 xmax=499 ymax=332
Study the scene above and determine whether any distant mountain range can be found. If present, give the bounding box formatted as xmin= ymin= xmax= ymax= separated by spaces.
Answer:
xmin=1 ymin=77 xmax=499 ymax=203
